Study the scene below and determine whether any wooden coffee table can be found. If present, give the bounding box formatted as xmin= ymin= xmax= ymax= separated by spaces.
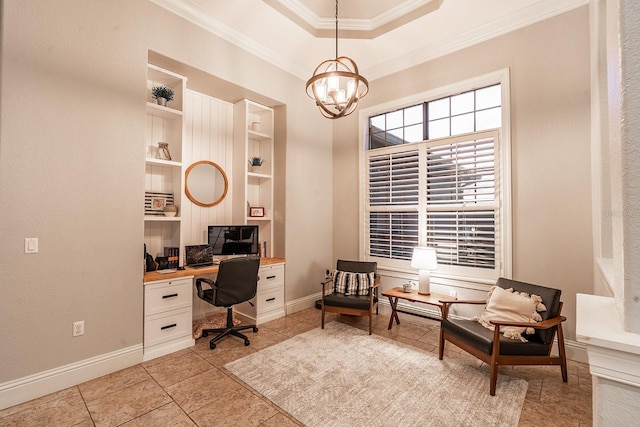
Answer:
xmin=381 ymin=287 xmax=456 ymax=330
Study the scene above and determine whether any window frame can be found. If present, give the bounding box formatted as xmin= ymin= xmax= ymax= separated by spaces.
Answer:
xmin=358 ymin=69 xmax=512 ymax=283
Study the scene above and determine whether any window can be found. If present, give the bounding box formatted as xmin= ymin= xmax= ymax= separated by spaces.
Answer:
xmin=362 ymin=72 xmax=510 ymax=282
xmin=368 ymin=84 xmax=501 ymax=149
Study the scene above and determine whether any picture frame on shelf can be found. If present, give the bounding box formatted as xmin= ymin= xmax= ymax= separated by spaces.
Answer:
xmin=151 ymin=198 xmax=166 ymax=210
xmin=145 ymin=191 xmax=174 ymax=215
xmin=249 ymin=207 xmax=265 ymax=217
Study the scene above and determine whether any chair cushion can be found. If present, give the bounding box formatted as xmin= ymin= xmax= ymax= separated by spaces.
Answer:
xmin=332 ymin=270 xmax=375 ymax=296
xmin=472 ymin=286 xmax=546 ymax=342
xmin=442 ymin=318 xmax=551 ymax=356
xmin=323 ymin=293 xmax=378 ymax=310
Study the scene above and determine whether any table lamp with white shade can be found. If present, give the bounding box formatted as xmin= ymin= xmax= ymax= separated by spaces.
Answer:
xmin=411 ymin=247 xmax=438 ymax=295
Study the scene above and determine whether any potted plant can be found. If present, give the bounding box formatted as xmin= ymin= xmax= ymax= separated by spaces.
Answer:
xmin=151 ymin=85 xmax=174 ymax=107
xmin=248 ymin=156 xmax=266 ymax=172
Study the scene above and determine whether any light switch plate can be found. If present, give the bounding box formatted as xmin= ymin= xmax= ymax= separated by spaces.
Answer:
xmin=24 ymin=238 xmax=38 ymax=254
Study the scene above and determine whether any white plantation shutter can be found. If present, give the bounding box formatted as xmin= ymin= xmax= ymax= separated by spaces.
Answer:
xmin=367 ymin=150 xmax=419 ymax=260
xmin=366 ymin=130 xmax=501 ymax=275
xmin=425 ymin=135 xmax=498 ymax=269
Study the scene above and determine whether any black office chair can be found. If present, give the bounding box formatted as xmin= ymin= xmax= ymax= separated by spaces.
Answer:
xmin=195 ymin=256 xmax=260 ymax=349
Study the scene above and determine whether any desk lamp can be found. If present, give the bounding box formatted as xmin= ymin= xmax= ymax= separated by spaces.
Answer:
xmin=411 ymin=247 xmax=438 ymax=295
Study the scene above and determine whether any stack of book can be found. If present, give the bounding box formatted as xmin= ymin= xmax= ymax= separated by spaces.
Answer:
xmin=164 ymin=247 xmax=179 ymax=269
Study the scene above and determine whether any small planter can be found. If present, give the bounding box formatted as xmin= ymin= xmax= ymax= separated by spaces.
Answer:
xmin=248 ymin=157 xmax=266 ymax=173
xmin=151 ymin=85 xmax=174 ymax=107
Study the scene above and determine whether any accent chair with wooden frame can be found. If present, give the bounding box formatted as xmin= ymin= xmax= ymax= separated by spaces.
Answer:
xmin=321 ymin=260 xmax=379 ymax=335
xmin=438 ymin=277 xmax=568 ymax=395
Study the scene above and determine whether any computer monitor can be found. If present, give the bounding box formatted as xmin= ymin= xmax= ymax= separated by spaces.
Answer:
xmin=208 ymin=225 xmax=259 ymax=256
xmin=184 ymin=244 xmax=214 ymax=268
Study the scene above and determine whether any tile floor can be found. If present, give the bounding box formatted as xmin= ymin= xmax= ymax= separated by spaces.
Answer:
xmin=0 ymin=306 xmax=592 ymax=426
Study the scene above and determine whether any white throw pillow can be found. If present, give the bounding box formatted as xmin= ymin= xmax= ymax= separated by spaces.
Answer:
xmin=332 ymin=270 xmax=374 ymax=296
xmin=472 ymin=286 xmax=547 ymax=342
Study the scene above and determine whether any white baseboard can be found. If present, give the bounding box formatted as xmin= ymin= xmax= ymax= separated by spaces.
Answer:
xmin=0 ymin=344 xmax=143 ymax=411
xmin=286 ymin=292 xmax=321 ymax=314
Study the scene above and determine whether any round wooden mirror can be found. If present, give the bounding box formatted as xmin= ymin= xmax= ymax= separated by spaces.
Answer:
xmin=185 ymin=160 xmax=228 ymax=207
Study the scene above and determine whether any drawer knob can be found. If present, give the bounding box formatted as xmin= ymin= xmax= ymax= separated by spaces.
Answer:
xmin=162 ymin=293 xmax=178 ymax=299
xmin=266 ymin=297 xmax=276 ymax=302
xmin=266 ymin=275 xmax=276 ymax=280
xmin=161 ymin=323 xmax=177 ymax=330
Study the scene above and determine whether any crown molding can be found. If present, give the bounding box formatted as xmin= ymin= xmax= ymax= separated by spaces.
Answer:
xmin=266 ymin=0 xmax=443 ymax=38
xmin=149 ymin=0 xmax=309 ymax=79
xmin=150 ymin=0 xmax=588 ymax=83
xmin=365 ymin=0 xmax=589 ymax=81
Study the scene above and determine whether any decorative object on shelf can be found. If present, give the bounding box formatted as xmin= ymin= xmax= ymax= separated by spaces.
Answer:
xmin=248 ymin=156 xmax=265 ymax=172
xmin=163 ymin=204 xmax=178 ymax=217
xmin=249 ymin=207 xmax=265 ymax=217
xmin=411 ymin=247 xmax=439 ymax=295
xmin=250 ymin=121 xmax=261 ymax=132
xmin=305 ymin=0 xmax=368 ymax=119
xmin=151 ymin=85 xmax=174 ymax=106
xmin=157 ymin=142 xmax=172 ymax=160
xmin=145 ymin=191 xmax=174 ymax=215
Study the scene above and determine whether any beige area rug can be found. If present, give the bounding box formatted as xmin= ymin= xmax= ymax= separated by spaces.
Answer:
xmin=225 ymin=322 xmax=527 ymax=427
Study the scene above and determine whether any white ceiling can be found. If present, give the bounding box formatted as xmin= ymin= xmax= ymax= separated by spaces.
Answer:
xmin=151 ymin=0 xmax=587 ymax=81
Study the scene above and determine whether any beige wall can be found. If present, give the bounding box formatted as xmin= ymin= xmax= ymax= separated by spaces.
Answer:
xmin=0 ymin=0 xmax=333 ymax=390
xmin=333 ymin=6 xmax=593 ymax=342
xmin=1 ymin=0 xmax=147 ymax=381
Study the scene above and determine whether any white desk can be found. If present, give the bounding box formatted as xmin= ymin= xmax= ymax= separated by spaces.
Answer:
xmin=142 ymin=257 xmax=285 ymax=361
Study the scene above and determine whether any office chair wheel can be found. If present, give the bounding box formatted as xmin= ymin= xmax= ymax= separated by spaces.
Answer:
xmin=202 ymin=331 xmax=209 ymax=338
xmin=209 ymin=341 xmax=216 ymax=350
xmin=244 ymin=339 xmax=250 ymax=346
xmin=253 ymin=327 xmax=258 ymax=333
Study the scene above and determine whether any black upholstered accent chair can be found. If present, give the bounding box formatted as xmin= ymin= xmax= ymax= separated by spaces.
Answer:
xmin=439 ymin=277 xmax=568 ymax=395
xmin=195 ymin=256 xmax=260 ymax=350
xmin=321 ymin=260 xmax=379 ymax=334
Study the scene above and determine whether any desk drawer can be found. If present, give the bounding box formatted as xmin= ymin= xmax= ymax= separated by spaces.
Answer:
xmin=144 ymin=307 xmax=191 ymax=347
xmin=258 ymin=265 xmax=284 ymax=289
xmin=256 ymin=287 xmax=284 ymax=315
xmin=144 ymin=278 xmax=192 ymax=316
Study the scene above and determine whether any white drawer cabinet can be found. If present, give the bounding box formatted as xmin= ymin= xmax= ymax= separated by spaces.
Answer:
xmin=235 ymin=263 xmax=285 ymax=324
xmin=143 ymin=276 xmax=194 ymax=361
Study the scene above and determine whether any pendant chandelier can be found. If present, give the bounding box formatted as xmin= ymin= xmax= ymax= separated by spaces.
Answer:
xmin=305 ymin=0 xmax=369 ymax=119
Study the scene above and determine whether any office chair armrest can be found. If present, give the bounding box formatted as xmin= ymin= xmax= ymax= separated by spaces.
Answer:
xmin=195 ymin=277 xmax=216 ymax=300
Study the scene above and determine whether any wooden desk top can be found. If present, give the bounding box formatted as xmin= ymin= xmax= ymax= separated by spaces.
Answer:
xmin=143 ymin=257 xmax=285 ymax=283
xmin=381 ymin=287 xmax=456 ymax=306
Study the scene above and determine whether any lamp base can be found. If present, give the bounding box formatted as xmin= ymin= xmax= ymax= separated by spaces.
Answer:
xmin=418 ymin=269 xmax=431 ymax=295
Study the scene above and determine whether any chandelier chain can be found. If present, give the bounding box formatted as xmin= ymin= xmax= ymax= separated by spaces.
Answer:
xmin=335 ymin=0 xmax=339 ymax=59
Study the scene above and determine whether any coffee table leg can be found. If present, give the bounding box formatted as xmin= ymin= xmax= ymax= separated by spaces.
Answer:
xmin=387 ymin=296 xmax=400 ymax=330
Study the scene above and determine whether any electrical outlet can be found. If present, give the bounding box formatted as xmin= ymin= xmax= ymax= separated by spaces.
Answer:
xmin=449 ymin=290 xmax=457 ymax=298
xmin=73 ymin=321 xmax=84 ymax=337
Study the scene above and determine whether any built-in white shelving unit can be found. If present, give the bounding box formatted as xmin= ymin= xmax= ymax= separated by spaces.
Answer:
xmin=233 ymin=99 xmax=275 ymax=258
xmin=144 ymin=64 xmax=187 ymax=265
